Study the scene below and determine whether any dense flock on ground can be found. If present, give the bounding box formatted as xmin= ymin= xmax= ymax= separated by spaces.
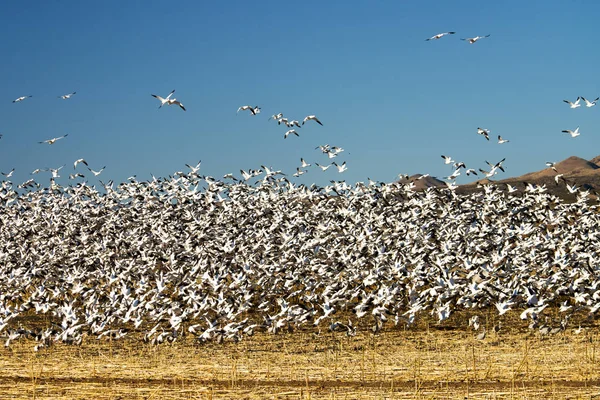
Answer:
xmin=0 ymin=171 xmax=599 ymax=349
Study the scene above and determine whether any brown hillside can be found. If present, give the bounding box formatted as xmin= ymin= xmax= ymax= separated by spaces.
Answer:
xmin=590 ymin=155 xmax=600 ymax=167
xmin=457 ymin=155 xmax=600 ymax=201
xmin=519 ymin=156 xmax=599 ymax=180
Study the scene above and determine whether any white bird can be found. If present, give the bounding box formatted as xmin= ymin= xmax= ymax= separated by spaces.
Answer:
xmin=302 ymin=115 xmax=323 ymax=126
xmin=425 ymin=32 xmax=456 ymax=41
xmin=293 ymin=168 xmax=306 ymax=177
xmin=562 ymin=127 xmax=580 ymax=138
xmin=13 ymin=95 xmax=32 ymax=103
xmin=465 ymin=168 xmax=478 ymax=176
xmin=269 ymin=113 xmax=283 ymax=121
xmin=506 ymin=184 xmax=518 ymax=193
xmin=185 ymin=161 xmax=202 ymax=175
xmin=477 ymin=127 xmax=490 ymax=140
xmin=59 ymin=92 xmax=76 ymax=100
xmin=1 ymin=168 xmax=14 ymax=178
xmin=88 ymin=166 xmax=106 ymax=177
xmin=73 ymin=159 xmax=88 ymax=169
xmin=332 ymin=161 xmax=347 ymax=173
xmin=49 ymin=165 xmax=65 ymax=179
xmin=151 ymin=90 xmax=175 ymax=107
xmin=581 ymin=97 xmax=599 ymax=108
xmin=563 ymin=97 xmax=581 ymax=109
xmin=497 ymin=135 xmax=509 ymax=144
xmin=152 ymin=90 xmax=186 ymax=111
xmin=546 ymin=161 xmax=558 ymax=172
xmin=237 ymin=105 xmax=261 ymax=115
xmin=284 ymin=129 xmax=299 ymax=139
xmin=315 ymin=163 xmax=331 ymax=171
xmin=441 ymin=155 xmax=454 ymax=165
xmin=300 ymin=158 xmax=311 ymax=168
xmin=39 ymin=134 xmax=68 ymax=145
xmin=460 ymin=34 xmax=490 ymax=44
xmin=486 ymin=158 xmax=506 ymax=173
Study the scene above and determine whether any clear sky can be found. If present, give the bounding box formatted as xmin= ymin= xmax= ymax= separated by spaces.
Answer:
xmin=1 ymin=1 xmax=599 ymax=188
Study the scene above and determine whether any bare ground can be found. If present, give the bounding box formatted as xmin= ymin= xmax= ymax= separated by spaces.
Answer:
xmin=2 ymin=315 xmax=600 ymax=399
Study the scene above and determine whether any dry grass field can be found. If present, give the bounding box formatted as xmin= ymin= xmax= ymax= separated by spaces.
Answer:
xmin=1 ymin=312 xmax=600 ymax=399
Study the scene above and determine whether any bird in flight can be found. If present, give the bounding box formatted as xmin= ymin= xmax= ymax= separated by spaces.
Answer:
xmin=73 ymin=159 xmax=88 ymax=169
xmin=59 ymin=92 xmax=76 ymax=100
xmin=39 ymin=134 xmax=68 ymax=145
xmin=425 ymin=32 xmax=455 ymax=41
xmin=302 ymin=115 xmax=323 ymax=126
xmin=1 ymin=168 xmax=14 ymax=178
xmin=477 ymin=127 xmax=490 ymax=141
xmin=284 ymin=129 xmax=299 ymax=139
xmin=581 ymin=97 xmax=599 ymax=108
xmin=461 ymin=34 xmax=490 ymax=44
xmin=562 ymin=127 xmax=580 ymax=138
xmin=185 ymin=160 xmax=202 ymax=175
xmin=315 ymin=163 xmax=331 ymax=171
xmin=563 ymin=97 xmax=581 ymax=109
xmin=237 ymin=105 xmax=261 ymax=115
xmin=497 ymin=135 xmax=509 ymax=144
xmin=152 ymin=90 xmax=186 ymax=111
xmin=332 ymin=161 xmax=347 ymax=173
xmin=300 ymin=158 xmax=311 ymax=168
xmin=441 ymin=155 xmax=454 ymax=165
xmin=88 ymin=166 xmax=106 ymax=176
xmin=13 ymin=95 xmax=32 ymax=103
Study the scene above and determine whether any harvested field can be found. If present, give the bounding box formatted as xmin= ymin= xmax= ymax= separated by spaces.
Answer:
xmin=2 ymin=317 xmax=600 ymax=399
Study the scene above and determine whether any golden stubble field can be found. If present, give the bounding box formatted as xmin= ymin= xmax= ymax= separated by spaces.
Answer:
xmin=1 ymin=312 xmax=600 ymax=399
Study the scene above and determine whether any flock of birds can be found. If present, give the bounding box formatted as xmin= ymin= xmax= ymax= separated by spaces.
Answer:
xmin=1 ymin=31 xmax=600 ymax=349
xmin=1 ymin=167 xmax=600 ymax=348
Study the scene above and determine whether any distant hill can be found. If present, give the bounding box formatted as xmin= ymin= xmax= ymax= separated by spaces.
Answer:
xmin=456 ymin=155 xmax=600 ymax=201
xmin=394 ymin=155 xmax=600 ymax=201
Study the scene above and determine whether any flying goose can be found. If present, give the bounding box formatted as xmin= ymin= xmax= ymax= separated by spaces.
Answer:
xmin=441 ymin=155 xmax=454 ymax=165
xmin=237 ymin=105 xmax=261 ymax=115
xmin=581 ymin=97 xmax=599 ymax=108
xmin=300 ymin=158 xmax=311 ymax=168
xmin=39 ymin=134 xmax=68 ymax=145
xmin=332 ymin=161 xmax=347 ymax=173
xmin=284 ymin=129 xmax=299 ymax=139
xmin=563 ymin=97 xmax=581 ymax=109
xmin=302 ymin=115 xmax=323 ymax=126
xmin=460 ymin=34 xmax=490 ymax=44
xmin=151 ymin=90 xmax=175 ymax=107
xmin=151 ymin=90 xmax=186 ymax=111
xmin=477 ymin=127 xmax=490 ymax=140
xmin=562 ymin=127 xmax=580 ymax=137
xmin=88 ymin=166 xmax=106 ymax=176
xmin=73 ymin=159 xmax=88 ymax=169
xmin=13 ymin=95 xmax=32 ymax=103
xmin=425 ymin=32 xmax=456 ymax=41
xmin=59 ymin=92 xmax=76 ymax=100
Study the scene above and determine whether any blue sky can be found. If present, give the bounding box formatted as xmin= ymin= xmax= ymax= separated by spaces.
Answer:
xmin=1 ymin=1 xmax=599 ymax=188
